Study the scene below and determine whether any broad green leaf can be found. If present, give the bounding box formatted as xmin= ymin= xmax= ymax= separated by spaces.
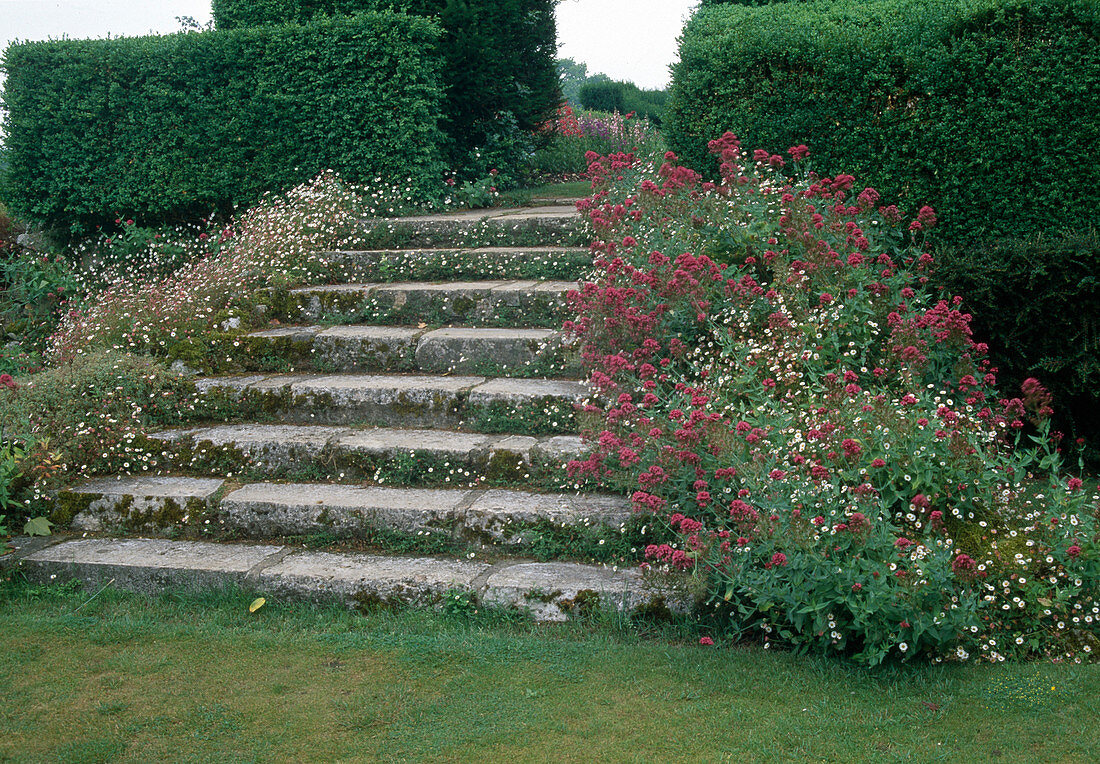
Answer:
xmin=23 ymin=517 xmax=53 ymax=536
xmin=249 ymin=597 xmax=267 ymax=613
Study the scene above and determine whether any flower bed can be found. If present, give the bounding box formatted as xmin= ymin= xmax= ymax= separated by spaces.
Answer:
xmin=565 ymin=136 xmax=1099 ymax=665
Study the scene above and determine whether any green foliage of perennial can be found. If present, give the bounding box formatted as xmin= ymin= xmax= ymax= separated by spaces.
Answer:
xmin=212 ymin=0 xmax=561 ymax=175
xmin=665 ymin=0 xmax=1100 ymax=245
xmin=0 ymin=12 xmax=447 ymax=233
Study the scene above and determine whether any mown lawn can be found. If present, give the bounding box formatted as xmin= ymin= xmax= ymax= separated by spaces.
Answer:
xmin=1 ymin=579 xmax=1097 ymax=763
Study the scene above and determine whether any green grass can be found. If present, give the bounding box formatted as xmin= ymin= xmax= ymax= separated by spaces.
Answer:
xmin=2 ymin=580 xmax=1098 ymax=763
xmin=526 ymin=180 xmax=591 ymax=201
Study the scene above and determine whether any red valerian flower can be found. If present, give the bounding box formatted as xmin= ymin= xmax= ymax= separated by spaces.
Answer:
xmin=952 ymin=553 xmax=977 ymax=578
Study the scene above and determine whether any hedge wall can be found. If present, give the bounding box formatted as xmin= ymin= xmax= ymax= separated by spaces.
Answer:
xmin=211 ymin=0 xmax=560 ymax=167
xmin=933 ymin=231 xmax=1100 ymax=451
xmin=1 ymin=12 xmax=446 ymax=232
xmin=666 ymin=0 xmax=1100 ymax=450
xmin=665 ymin=0 xmax=1100 ymax=244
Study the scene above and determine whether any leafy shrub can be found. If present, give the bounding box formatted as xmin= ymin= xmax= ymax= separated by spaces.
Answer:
xmin=212 ymin=0 xmax=561 ymax=179
xmin=933 ymin=231 xmax=1100 ymax=462
xmin=0 ymin=202 xmax=18 ymax=255
xmin=1 ymin=12 xmax=446 ymax=233
xmin=565 ymin=138 xmax=1099 ymax=665
xmin=0 ymin=251 xmax=81 ymax=371
xmin=665 ymin=0 xmax=1100 ymax=245
xmin=0 ymin=352 xmax=189 ymax=497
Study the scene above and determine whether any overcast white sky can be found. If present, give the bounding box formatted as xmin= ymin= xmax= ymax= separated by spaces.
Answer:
xmin=0 ymin=0 xmax=698 ymax=90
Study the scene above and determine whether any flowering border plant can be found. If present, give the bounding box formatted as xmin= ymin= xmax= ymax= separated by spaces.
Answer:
xmin=566 ymin=136 xmax=1099 ymax=665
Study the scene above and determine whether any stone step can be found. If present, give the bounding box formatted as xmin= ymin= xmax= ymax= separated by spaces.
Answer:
xmin=53 ymin=476 xmax=632 ymax=551
xmin=274 ymin=279 xmax=576 ymax=327
xmin=243 ymin=324 xmax=575 ymax=376
xmin=192 ymin=372 xmax=587 ymax=432
xmin=325 ymin=246 xmax=592 ymax=283
xmin=150 ymin=423 xmax=586 ymax=486
xmin=367 ymin=205 xmax=583 ymax=248
xmin=8 ymin=536 xmax=677 ymax=622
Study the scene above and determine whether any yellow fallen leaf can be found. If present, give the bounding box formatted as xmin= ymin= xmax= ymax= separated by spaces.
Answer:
xmin=249 ymin=597 xmax=266 ymax=613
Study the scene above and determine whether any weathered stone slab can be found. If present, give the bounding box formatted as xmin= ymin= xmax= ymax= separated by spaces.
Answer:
xmin=532 ymin=435 xmax=588 ymax=463
xmin=193 ymin=375 xmax=266 ymax=397
xmin=389 ymin=206 xmax=578 ymax=224
xmin=248 ymin=325 xmax=323 ymax=341
xmin=468 ymin=377 xmax=588 ymax=406
xmin=415 ymin=327 xmax=558 ymax=373
xmin=313 ymin=325 xmax=422 ymax=371
xmin=259 ymin=551 xmax=490 ymax=605
xmin=464 ymin=490 xmax=631 ymax=545
xmin=482 ymin=561 xmax=646 ymax=622
xmin=247 ymin=373 xmax=320 ymax=392
xmin=325 ymin=246 xmax=590 ymax=282
xmin=184 ymin=424 xmax=349 ymax=470
xmin=286 ymin=374 xmax=484 ymax=426
xmin=221 ymin=483 xmax=469 ymax=536
xmin=59 ymin=477 xmax=224 ymax=533
xmin=334 ymin=427 xmax=496 ymax=457
xmin=284 ymin=279 xmax=572 ymax=325
xmin=18 ymin=538 xmax=281 ymax=592
xmin=12 ymin=536 xmax=686 ymax=622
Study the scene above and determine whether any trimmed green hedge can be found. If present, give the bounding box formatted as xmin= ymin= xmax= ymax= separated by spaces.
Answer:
xmin=933 ymin=232 xmax=1100 ymax=452
xmin=667 ymin=0 xmax=1100 ymax=450
xmin=212 ymin=0 xmax=560 ymax=169
xmin=1 ymin=12 xmax=446 ymax=232
xmin=666 ymin=0 xmax=1100 ymax=244
xmin=578 ymin=80 xmax=667 ymax=125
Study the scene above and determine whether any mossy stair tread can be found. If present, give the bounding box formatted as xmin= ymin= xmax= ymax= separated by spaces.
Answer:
xmin=290 ymin=279 xmax=578 ymax=296
xmin=195 ymin=372 xmax=588 ymax=401
xmin=12 ymin=536 xmax=667 ymax=622
xmin=62 ymin=476 xmax=625 ymax=519
xmin=248 ymin=324 xmax=561 ymax=343
xmin=151 ymin=422 xmax=585 ymax=460
xmin=58 ymin=476 xmax=632 ymax=551
xmin=382 ymin=205 xmax=579 ymax=224
xmin=327 ymin=246 xmax=589 ymax=256
xmin=244 ymin=324 xmax=567 ymax=375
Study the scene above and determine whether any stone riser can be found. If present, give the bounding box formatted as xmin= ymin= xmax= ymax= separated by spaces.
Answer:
xmin=273 ymin=280 xmax=576 ymax=327
xmin=242 ymin=324 xmax=579 ymax=377
xmin=193 ymin=373 xmax=586 ymax=433
xmin=325 ymin=246 xmax=592 ymax=283
xmin=54 ymin=477 xmax=632 ymax=553
xmin=9 ymin=537 xmax=680 ymax=623
xmin=151 ymin=423 xmax=586 ymax=488
xmin=368 ymin=208 xmax=584 ymax=249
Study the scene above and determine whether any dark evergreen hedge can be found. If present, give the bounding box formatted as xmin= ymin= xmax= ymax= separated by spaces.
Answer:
xmin=578 ymin=80 xmax=668 ymax=125
xmin=666 ymin=0 xmax=1100 ymax=244
xmin=933 ymin=231 xmax=1100 ymax=452
xmin=212 ymin=0 xmax=560 ymax=168
xmin=1 ymin=12 xmax=446 ymax=232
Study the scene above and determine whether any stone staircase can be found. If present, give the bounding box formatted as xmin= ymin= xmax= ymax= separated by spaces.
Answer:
xmin=7 ymin=205 xmax=680 ymax=621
